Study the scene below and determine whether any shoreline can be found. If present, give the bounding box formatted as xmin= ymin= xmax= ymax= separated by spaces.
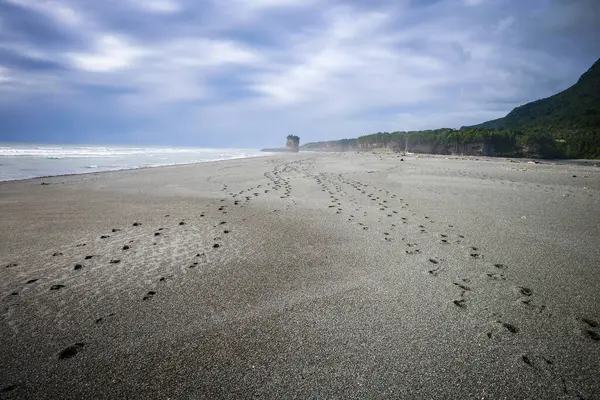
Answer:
xmin=0 ymin=153 xmax=279 ymax=185
xmin=3 ymin=148 xmax=597 ymax=185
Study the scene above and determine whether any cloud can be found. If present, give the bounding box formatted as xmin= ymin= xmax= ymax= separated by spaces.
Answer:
xmin=67 ymin=35 xmax=147 ymax=72
xmin=0 ymin=66 xmax=13 ymax=84
xmin=130 ymin=0 xmax=182 ymax=14
xmin=0 ymin=0 xmax=598 ymax=145
xmin=464 ymin=0 xmax=485 ymax=5
xmin=4 ymin=0 xmax=85 ymax=27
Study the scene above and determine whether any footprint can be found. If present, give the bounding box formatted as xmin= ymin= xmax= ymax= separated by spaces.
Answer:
xmin=58 ymin=343 xmax=85 ymax=359
xmin=143 ymin=291 xmax=156 ymax=301
xmin=1 ymin=383 xmax=19 ymax=393
xmin=499 ymin=321 xmax=519 ymax=334
xmin=584 ymin=330 xmax=600 ymax=341
xmin=95 ymin=313 xmax=116 ymax=324
xmin=453 ymin=299 xmax=467 ymax=308
xmin=453 ymin=283 xmax=471 ymax=291
xmin=26 ymin=279 xmax=38 ymax=284
xmin=581 ymin=318 xmax=598 ymax=328
xmin=84 ymin=255 xmax=93 ymax=260
xmin=521 ymin=354 xmax=535 ymax=368
xmin=486 ymin=273 xmax=507 ymax=281
xmin=519 ymin=287 xmax=533 ymax=296
xmin=52 ymin=252 xmax=63 ymax=257
xmin=50 ymin=284 xmax=65 ymax=291
xmin=428 ymin=268 xmax=441 ymax=276
xmin=74 ymin=264 xmax=83 ymax=271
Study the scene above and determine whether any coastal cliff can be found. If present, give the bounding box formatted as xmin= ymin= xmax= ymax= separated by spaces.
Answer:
xmin=262 ymin=134 xmax=300 ymax=153
xmin=301 ymin=57 xmax=600 ymax=159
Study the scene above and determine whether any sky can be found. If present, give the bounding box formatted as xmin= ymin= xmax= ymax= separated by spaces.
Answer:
xmin=0 ymin=0 xmax=598 ymax=147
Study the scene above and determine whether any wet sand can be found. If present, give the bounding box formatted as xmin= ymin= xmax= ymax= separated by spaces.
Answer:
xmin=1 ymin=153 xmax=599 ymax=399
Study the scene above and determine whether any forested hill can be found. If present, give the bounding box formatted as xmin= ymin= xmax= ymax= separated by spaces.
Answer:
xmin=301 ymin=58 xmax=600 ymax=159
xmin=468 ymin=57 xmax=600 ymax=130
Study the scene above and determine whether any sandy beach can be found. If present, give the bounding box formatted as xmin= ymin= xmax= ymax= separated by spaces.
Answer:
xmin=1 ymin=152 xmax=599 ymax=399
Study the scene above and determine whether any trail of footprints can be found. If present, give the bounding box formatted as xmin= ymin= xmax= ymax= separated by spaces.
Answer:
xmin=1 ymin=207 xmax=244 ymax=362
xmin=1 ymin=157 xmax=597 ymax=398
xmin=309 ymin=165 xmax=598 ymax=397
xmin=1 ymin=158 xmax=313 ymax=367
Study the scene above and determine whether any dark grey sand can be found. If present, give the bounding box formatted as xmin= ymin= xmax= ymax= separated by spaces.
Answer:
xmin=1 ymin=153 xmax=599 ymax=399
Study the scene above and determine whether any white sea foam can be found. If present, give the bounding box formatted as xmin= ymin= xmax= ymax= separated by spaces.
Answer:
xmin=0 ymin=144 xmax=271 ymax=181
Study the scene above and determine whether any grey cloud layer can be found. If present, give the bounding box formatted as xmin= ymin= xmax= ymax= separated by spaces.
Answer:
xmin=0 ymin=0 xmax=597 ymax=144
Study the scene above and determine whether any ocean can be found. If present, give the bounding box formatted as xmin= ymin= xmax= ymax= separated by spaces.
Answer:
xmin=0 ymin=144 xmax=270 ymax=182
